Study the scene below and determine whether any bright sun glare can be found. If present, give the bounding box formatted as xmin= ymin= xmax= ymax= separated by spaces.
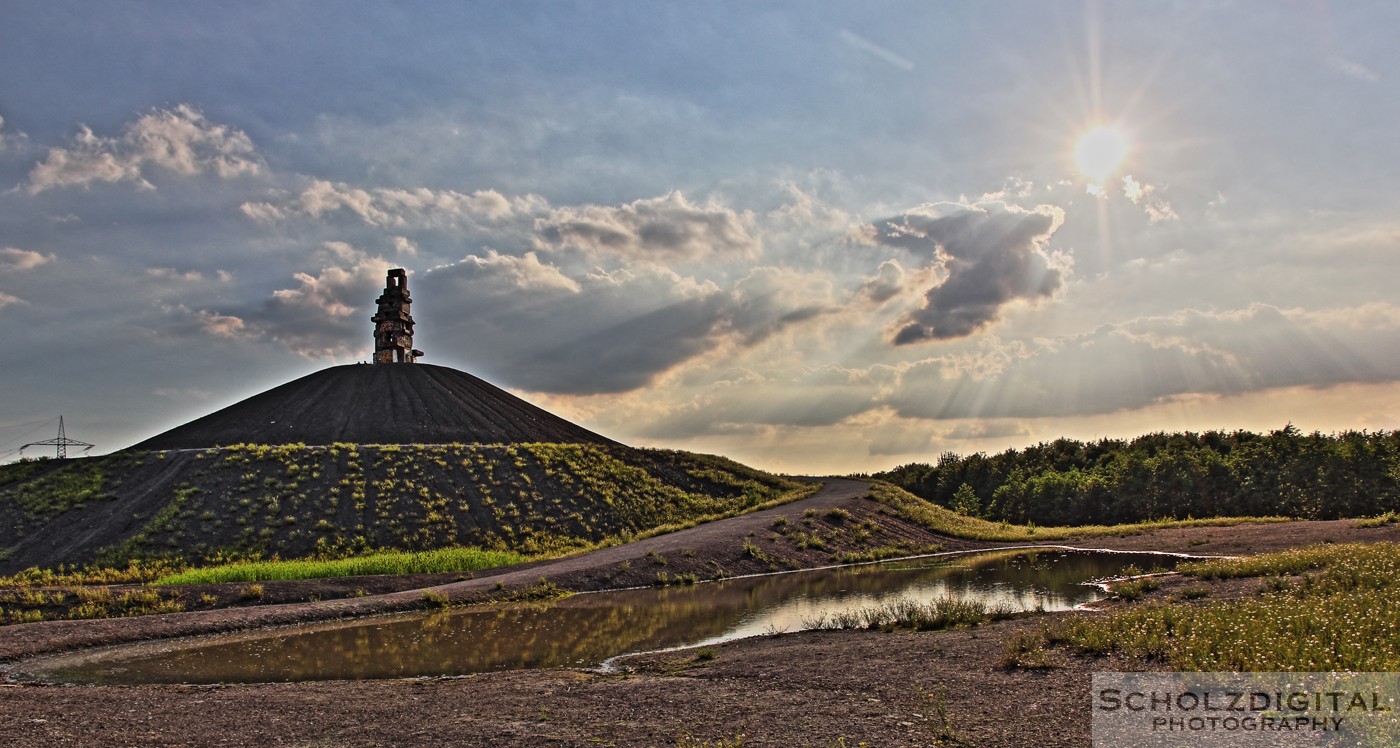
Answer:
xmin=1075 ymin=126 xmax=1129 ymax=182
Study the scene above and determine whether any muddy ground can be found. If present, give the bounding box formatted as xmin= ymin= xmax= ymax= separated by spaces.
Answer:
xmin=3 ymin=480 xmax=1399 ymax=747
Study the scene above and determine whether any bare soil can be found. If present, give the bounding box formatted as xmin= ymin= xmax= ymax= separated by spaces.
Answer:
xmin=3 ymin=480 xmax=1398 ymax=748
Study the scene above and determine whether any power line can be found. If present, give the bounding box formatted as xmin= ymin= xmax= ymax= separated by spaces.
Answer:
xmin=0 ymin=417 xmax=58 ymax=450
xmin=20 ymin=416 xmax=95 ymax=460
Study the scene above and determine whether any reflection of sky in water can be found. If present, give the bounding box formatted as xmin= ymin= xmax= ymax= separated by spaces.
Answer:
xmin=18 ymin=549 xmax=1178 ymax=685
xmin=694 ymin=552 xmax=1116 ymax=645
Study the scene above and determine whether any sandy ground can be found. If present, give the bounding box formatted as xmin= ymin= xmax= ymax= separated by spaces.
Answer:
xmin=3 ymin=480 xmax=1399 ymax=747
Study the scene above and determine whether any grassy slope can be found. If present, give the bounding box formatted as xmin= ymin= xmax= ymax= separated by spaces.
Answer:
xmin=867 ymin=481 xmax=1290 ymax=542
xmin=0 ymin=444 xmax=807 ymax=575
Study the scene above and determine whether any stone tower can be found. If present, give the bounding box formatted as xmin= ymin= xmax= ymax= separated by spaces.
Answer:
xmin=371 ymin=268 xmax=423 ymax=364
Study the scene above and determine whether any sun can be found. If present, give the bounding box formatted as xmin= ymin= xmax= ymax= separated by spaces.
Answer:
xmin=1075 ymin=126 xmax=1129 ymax=182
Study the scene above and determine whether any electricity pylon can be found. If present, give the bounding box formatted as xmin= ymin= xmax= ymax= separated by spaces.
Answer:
xmin=20 ymin=416 xmax=95 ymax=459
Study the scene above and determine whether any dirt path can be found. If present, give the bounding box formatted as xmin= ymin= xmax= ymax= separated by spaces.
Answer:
xmin=410 ymin=477 xmax=874 ymax=594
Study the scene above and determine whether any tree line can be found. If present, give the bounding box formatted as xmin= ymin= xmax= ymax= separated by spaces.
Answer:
xmin=869 ymin=426 xmax=1400 ymax=525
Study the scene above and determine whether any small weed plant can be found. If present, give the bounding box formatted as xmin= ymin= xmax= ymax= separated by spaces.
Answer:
xmin=421 ymin=590 xmax=451 ymax=607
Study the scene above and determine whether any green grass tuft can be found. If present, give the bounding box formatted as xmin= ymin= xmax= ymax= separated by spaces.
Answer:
xmin=1355 ymin=511 xmax=1399 ymax=528
xmin=154 ymin=546 xmax=527 ymax=586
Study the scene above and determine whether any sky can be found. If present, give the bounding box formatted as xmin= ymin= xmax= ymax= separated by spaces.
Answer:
xmin=2 ymin=1 xmax=1399 ymax=474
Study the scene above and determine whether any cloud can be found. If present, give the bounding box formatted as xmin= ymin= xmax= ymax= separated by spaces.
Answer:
xmin=1122 ymin=175 xmax=1146 ymax=203
xmin=441 ymin=249 xmax=581 ymax=293
xmin=233 ymin=182 xmax=807 ymax=339
xmin=724 ymin=266 xmax=839 ymax=346
xmin=857 ymin=259 xmax=908 ymax=304
xmin=181 ymin=240 xmax=828 ymax=383
xmin=27 ymin=105 xmax=262 ymax=193
xmin=0 ymin=247 xmax=54 ymax=271
xmin=534 ymin=191 xmax=760 ymax=261
xmin=240 ymin=180 xmax=544 ymax=229
xmin=419 ymin=252 xmax=834 ymax=395
xmin=197 ymin=310 xmax=252 ymax=340
xmin=1326 ymin=55 xmax=1380 ymax=82
xmin=766 ymin=181 xmax=856 ymax=232
xmin=632 ymin=363 xmax=900 ymax=441
xmin=976 ymin=177 xmax=1036 ymax=203
xmin=422 ymin=255 xmax=725 ymax=393
xmin=854 ymin=413 xmax=1032 ymax=458
xmin=883 ymin=303 xmax=1400 ymax=421
xmin=1144 ymin=201 xmax=1178 ymax=223
xmin=865 ymin=423 xmax=933 ymax=457
xmin=942 ymin=420 xmax=1031 ymax=441
xmin=1121 ymin=175 xmax=1177 ymax=223
xmin=238 ymin=201 xmax=285 ymax=224
xmin=0 ymin=114 xmax=24 ymax=153
xmin=0 ymin=292 xmax=24 ymax=308
xmin=866 ymin=201 xmax=1067 ymax=344
xmin=195 ymin=243 xmax=391 ymax=359
xmin=839 ymin=29 xmax=915 ymax=71
xmin=146 ymin=267 xmax=208 ymax=283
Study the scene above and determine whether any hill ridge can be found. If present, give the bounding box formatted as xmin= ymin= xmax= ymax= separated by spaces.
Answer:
xmin=132 ymin=363 xmax=614 ymax=451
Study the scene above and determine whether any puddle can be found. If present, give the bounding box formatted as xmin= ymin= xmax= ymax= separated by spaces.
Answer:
xmin=13 ymin=548 xmax=1181 ymax=685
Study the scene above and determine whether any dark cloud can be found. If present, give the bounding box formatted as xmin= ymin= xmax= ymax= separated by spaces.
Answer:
xmin=419 ymin=254 xmax=727 ymax=394
xmin=721 ymin=266 xmax=838 ymax=346
xmin=534 ymin=191 xmax=760 ymax=261
xmin=417 ymin=255 xmax=833 ymax=395
xmin=866 ymin=202 xmax=1066 ymax=344
xmin=508 ymin=296 xmax=729 ymax=393
xmin=194 ymin=244 xmax=391 ymax=360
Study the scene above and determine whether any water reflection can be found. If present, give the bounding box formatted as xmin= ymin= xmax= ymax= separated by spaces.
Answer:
xmin=18 ymin=549 xmax=1176 ymax=685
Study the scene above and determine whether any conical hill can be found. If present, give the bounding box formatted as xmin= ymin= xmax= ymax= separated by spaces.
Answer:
xmin=133 ymin=363 xmax=614 ymax=450
xmin=0 ymin=363 xmax=807 ymax=576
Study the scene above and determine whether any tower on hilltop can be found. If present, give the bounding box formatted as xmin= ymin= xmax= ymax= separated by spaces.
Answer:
xmin=372 ymin=268 xmax=424 ymax=364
